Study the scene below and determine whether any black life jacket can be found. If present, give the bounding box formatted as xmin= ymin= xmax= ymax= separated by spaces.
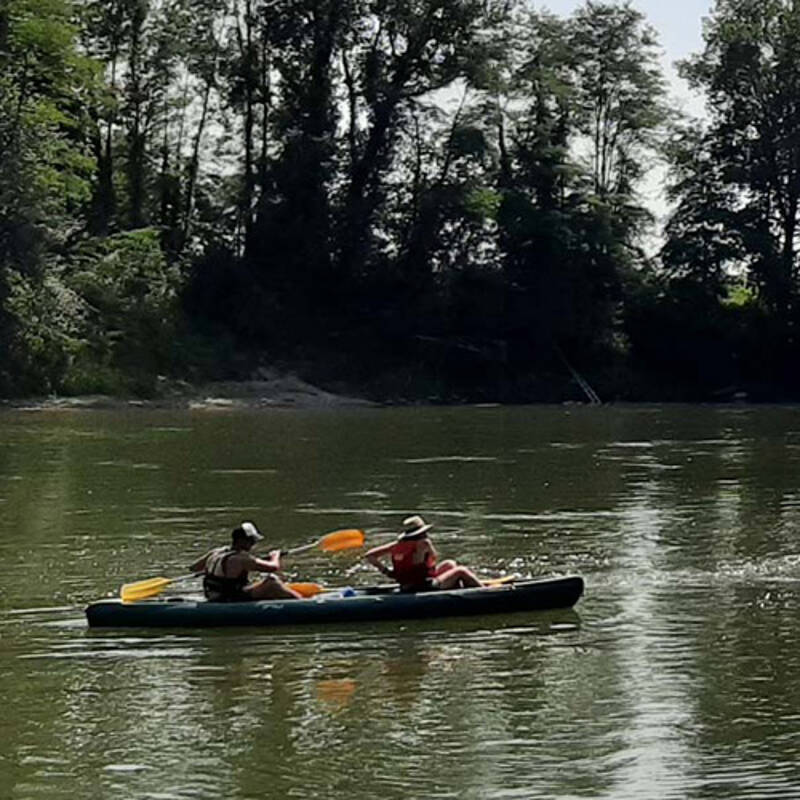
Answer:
xmin=203 ymin=546 xmax=249 ymax=601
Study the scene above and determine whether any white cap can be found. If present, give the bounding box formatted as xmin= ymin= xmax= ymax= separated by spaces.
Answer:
xmin=238 ymin=521 xmax=263 ymax=542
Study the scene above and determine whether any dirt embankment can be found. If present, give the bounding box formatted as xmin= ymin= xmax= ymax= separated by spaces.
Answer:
xmin=3 ymin=371 xmax=377 ymax=411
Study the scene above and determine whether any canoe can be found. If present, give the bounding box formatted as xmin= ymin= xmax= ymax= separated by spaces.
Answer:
xmin=84 ymin=575 xmax=584 ymax=628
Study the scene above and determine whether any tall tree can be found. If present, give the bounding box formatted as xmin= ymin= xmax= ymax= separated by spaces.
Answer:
xmin=246 ymin=0 xmax=345 ymax=299
xmin=174 ymin=0 xmax=227 ymax=253
xmin=661 ymin=121 xmax=742 ymax=299
xmin=570 ymin=1 xmax=666 ymax=206
xmin=679 ymin=0 xmax=800 ymax=321
xmin=485 ymin=3 xmax=667 ymax=372
xmin=335 ymin=0 xmax=497 ymax=284
xmin=81 ymin=0 xmax=191 ymax=235
xmin=567 ymin=1 xmax=666 ymax=358
xmin=0 ymin=0 xmax=98 ymax=391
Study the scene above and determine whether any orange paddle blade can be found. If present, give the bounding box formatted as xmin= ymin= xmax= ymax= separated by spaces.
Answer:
xmin=316 ymin=678 xmax=357 ymax=707
xmin=288 ymin=582 xmax=328 ymax=598
xmin=319 ymin=528 xmax=365 ymax=553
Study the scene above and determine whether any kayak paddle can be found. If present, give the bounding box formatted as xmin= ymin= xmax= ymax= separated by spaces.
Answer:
xmin=120 ymin=573 xmax=199 ymax=602
xmin=288 ymin=573 xmax=520 ymax=598
xmin=120 ymin=527 xmax=366 ymax=602
xmin=287 ymin=582 xmax=332 ymax=597
xmin=283 ymin=527 xmax=365 ymax=555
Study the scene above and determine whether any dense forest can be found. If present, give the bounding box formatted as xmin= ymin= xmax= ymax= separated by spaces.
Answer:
xmin=1 ymin=0 xmax=799 ymax=403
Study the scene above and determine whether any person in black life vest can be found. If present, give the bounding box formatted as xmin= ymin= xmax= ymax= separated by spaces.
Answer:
xmin=189 ymin=522 xmax=302 ymax=601
xmin=364 ymin=515 xmax=483 ymax=592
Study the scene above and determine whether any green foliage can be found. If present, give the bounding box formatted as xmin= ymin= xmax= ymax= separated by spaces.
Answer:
xmin=656 ymin=0 xmax=800 ymax=396
xmin=464 ymin=187 xmax=502 ymax=221
xmin=482 ymin=4 xmax=667 ymax=376
xmin=723 ymin=284 xmax=755 ymax=309
xmin=570 ymin=2 xmax=667 ymax=200
xmin=1 ymin=229 xmax=183 ymax=396
xmin=661 ymin=122 xmax=742 ymax=299
xmin=3 ymin=266 xmax=86 ymax=394
xmin=678 ymin=0 xmax=800 ymax=319
xmin=69 ymin=229 xmax=182 ymax=377
xmin=2 ymin=0 xmax=799 ymax=401
xmin=0 ymin=0 xmax=98 ymax=227
xmin=0 ymin=0 xmax=101 ymax=393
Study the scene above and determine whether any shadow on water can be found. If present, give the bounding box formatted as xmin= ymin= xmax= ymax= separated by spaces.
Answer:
xmin=71 ymin=606 xmax=583 ymax=652
xmin=4 ymin=600 xmax=585 ymax=800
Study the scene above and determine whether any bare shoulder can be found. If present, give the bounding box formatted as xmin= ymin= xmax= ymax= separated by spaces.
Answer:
xmin=235 ymin=550 xmax=259 ymax=568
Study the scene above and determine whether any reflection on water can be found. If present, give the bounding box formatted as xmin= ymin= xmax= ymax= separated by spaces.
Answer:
xmin=316 ymin=677 xmax=357 ymax=708
xmin=4 ymin=611 xmax=583 ymax=800
xmin=1 ymin=405 xmax=800 ymax=799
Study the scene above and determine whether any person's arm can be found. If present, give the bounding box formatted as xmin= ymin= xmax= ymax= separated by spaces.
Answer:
xmin=188 ymin=550 xmax=211 ymax=573
xmin=425 ymin=537 xmax=438 ymax=564
xmin=243 ymin=549 xmax=282 ymax=574
xmin=365 ymin=541 xmax=395 ymax=577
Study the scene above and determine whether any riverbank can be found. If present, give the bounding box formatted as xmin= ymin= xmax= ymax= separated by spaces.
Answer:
xmin=1 ymin=361 xmax=782 ymax=411
xmin=1 ymin=371 xmax=377 ymax=411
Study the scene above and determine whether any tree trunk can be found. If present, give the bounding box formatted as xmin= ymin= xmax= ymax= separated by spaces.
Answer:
xmin=780 ymin=191 xmax=798 ymax=315
xmin=237 ymin=0 xmax=255 ymax=246
xmin=127 ymin=1 xmax=147 ymax=229
xmin=181 ymin=79 xmax=212 ymax=251
xmin=338 ymin=93 xmax=399 ymax=278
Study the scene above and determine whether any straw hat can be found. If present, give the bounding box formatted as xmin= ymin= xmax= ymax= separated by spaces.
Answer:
xmin=399 ymin=515 xmax=433 ymax=540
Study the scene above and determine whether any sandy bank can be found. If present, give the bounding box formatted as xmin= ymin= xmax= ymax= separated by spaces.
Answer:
xmin=2 ymin=373 xmax=377 ymax=411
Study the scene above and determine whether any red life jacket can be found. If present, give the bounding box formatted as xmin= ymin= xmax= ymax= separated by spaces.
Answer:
xmin=391 ymin=539 xmax=436 ymax=586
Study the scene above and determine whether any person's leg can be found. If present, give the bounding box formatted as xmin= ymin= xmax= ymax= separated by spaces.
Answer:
xmin=434 ymin=566 xmax=483 ymax=589
xmin=433 ymin=559 xmax=457 ymax=576
xmin=246 ymin=574 xmax=302 ymax=600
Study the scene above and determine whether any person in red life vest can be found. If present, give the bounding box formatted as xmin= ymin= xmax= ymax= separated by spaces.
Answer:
xmin=189 ymin=521 xmax=302 ymax=601
xmin=364 ymin=515 xmax=484 ymax=592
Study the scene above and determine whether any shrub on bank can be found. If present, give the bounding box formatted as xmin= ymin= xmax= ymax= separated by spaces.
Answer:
xmin=2 ymin=229 xmax=183 ymax=398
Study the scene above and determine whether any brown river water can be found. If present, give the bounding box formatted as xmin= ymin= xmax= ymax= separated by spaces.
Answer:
xmin=1 ymin=404 xmax=799 ymax=799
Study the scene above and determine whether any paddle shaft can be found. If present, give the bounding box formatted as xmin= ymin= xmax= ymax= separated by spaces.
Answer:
xmin=284 ymin=542 xmax=317 ymax=555
xmin=288 ymin=574 xmax=518 ymax=598
xmin=120 ymin=528 xmax=364 ymax=601
xmin=172 ymin=573 xmax=201 ymax=584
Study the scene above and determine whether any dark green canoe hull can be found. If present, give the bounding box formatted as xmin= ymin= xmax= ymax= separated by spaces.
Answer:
xmin=85 ymin=576 xmax=584 ymax=628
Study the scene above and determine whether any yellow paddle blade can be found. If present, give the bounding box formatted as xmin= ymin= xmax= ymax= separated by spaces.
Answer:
xmin=120 ymin=576 xmax=173 ymax=602
xmin=288 ymin=582 xmax=328 ymax=598
xmin=319 ymin=528 xmax=365 ymax=553
xmin=484 ymin=574 xmax=519 ymax=586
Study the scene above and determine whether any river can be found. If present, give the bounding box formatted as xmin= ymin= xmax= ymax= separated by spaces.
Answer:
xmin=1 ymin=404 xmax=799 ymax=799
